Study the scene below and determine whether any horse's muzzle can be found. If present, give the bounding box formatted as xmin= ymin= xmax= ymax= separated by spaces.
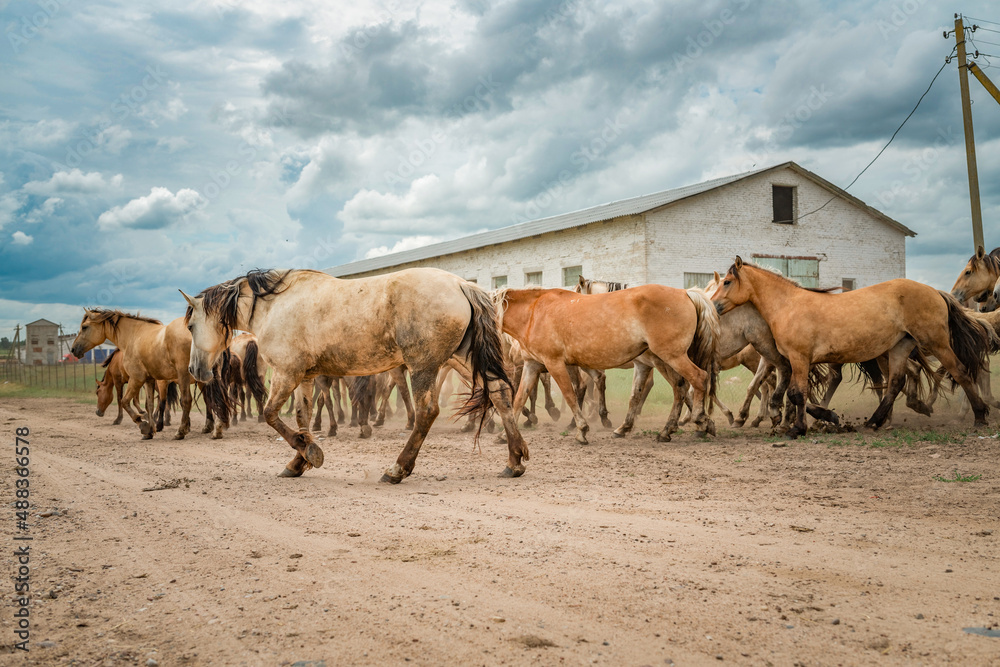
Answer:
xmin=714 ymin=302 xmax=724 ymax=315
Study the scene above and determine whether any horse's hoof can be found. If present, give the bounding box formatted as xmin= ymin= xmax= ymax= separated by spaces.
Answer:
xmin=499 ymin=465 xmax=525 ymax=478
xmin=733 ymin=419 xmax=745 ymax=428
xmin=303 ymin=442 xmax=325 ymax=468
xmin=405 ymin=420 xmax=414 ymax=430
xmin=312 ymin=424 xmax=322 ymax=432
xmin=327 ymin=427 xmax=337 ymax=438
xmin=374 ymin=417 xmax=385 ymax=427
xmin=211 ymin=432 xmax=223 ymax=440
xmin=575 ymin=435 xmax=589 ymax=445
xmin=112 ymin=418 xmax=122 ymax=425
xmin=278 ymin=467 xmax=303 ymax=478
xmin=379 ymin=473 xmax=404 ymax=484
xmin=656 ymin=433 xmax=671 ymax=443
xmin=547 ymin=407 xmax=561 ymax=421
xmin=703 ymin=420 xmax=717 ymax=437
xmin=460 ymin=421 xmax=475 ymax=433
xmin=975 ymin=419 xmax=989 ymax=428
xmin=172 ymin=432 xmax=185 ymax=440
xmin=600 ymin=417 xmax=613 ymax=428
xmin=359 ymin=425 xmax=372 ymax=439
xmin=612 ymin=430 xmax=626 ymax=439
xmin=485 ymin=420 xmax=496 ymax=434
xmin=139 ymin=421 xmax=152 ymax=436
xmin=725 ymin=414 xmax=735 ymax=426
xmin=258 ymin=416 xmax=266 ymax=423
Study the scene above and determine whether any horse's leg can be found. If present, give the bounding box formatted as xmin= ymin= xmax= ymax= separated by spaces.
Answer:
xmin=818 ymin=363 xmax=843 ymax=409
xmin=153 ymin=379 xmax=166 ymax=432
xmin=565 ymin=365 xmax=586 ymax=430
xmin=926 ymin=344 xmax=989 ymax=427
xmin=737 ymin=359 xmax=773 ymax=427
xmin=444 ymin=359 xmax=530 ymax=479
xmin=769 ymin=358 xmax=792 ymax=428
xmin=583 ymin=369 xmax=612 ymax=428
xmin=119 ymin=374 xmax=152 ymax=439
xmin=781 ymin=356 xmax=815 ymax=439
xmin=751 ymin=375 xmax=775 ymax=428
xmin=294 ymin=379 xmax=315 ymax=433
xmin=113 ymin=378 xmax=125 ymax=425
xmin=645 ymin=360 xmax=687 ymax=441
xmin=201 ymin=384 xmax=215 ymax=434
xmin=379 ymin=369 xmax=441 ymax=483
xmin=541 ymin=372 xmax=560 ymax=421
xmin=143 ymin=379 xmax=158 ymax=439
xmin=613 ymin=362 xmax=653 ymax=438
xmin=312 ymin=381 xmax=325 ymax=432
xmin=636 ymin=368 xmax=654 ymax=416
xmin=389 ymin=367 xmax=415 ymax=430
xmin=548 ymin=362 xmax=591 ymax=444
xmin=174 ymin=378 xmax=192 ymax=440
xmin=865 ymin=340 xmax=917 ymax=429
xmin=714 ymin=394 xmax=735 ymax=426
xmin=260 ymin=373 xmax=324 ymax=478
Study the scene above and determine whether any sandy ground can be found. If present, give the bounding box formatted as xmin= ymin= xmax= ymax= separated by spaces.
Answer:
xmin=2 ymin=395 xmax=999 ymax=667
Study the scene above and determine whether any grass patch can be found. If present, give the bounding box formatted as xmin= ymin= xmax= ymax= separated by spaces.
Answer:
xmin=933 ymin=469 xmax=982 ymax=483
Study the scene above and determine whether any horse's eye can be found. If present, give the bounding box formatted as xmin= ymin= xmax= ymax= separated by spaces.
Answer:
xmin=187 ymin=324 xmax=193 ymax=331
xmin=966 ymin=270 xmax=972 ymax=276
xmin=723 ymin=280 xmax=731 ymax=286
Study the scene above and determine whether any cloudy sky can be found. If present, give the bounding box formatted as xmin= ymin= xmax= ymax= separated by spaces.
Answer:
xmin=2 ymin=0 xmax=1000 ymax=335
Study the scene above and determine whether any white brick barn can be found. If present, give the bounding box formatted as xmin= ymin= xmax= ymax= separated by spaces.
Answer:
xmin=326 ymin=162 xmax=914 ymax=291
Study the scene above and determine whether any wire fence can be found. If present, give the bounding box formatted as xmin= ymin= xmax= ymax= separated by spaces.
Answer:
xmin=0 ymin=359 xmax=105 ymax=394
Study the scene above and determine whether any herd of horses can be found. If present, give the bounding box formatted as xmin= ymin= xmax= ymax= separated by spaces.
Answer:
xmin=68 ymin=247 xmax=1000 ymax=484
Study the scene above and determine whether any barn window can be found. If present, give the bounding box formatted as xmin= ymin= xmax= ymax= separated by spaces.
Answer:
xmin=772 ymin=185 xmax=796 ymax=224
xmin=683 ymin=272 xmax=714 ymax=289
xmin=562 ymin=265 xmax=583 ymax=287
xmin=31 ymin=338 xmax=38 ymax=345
xmin=842 ymin=278 xmax=856 ymax=291
xmin=525 ymin=271 xmax=542 ymax=286
xmin=466 ymin=277 xmax=478 ymax=284
xmin=752 ymin=255 xmax=819 ymax=288
xmin=492 ymin=275 xmax=508 ymax=289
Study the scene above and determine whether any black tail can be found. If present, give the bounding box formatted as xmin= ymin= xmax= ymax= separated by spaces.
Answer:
xmin=455 ymin=283 xmax=513 ymax=438
xmin=940 ymin=290 xmax=991 ymax=384
xmin=101 ymin=348 xmax=119 ymax=369
xmin=167 ymin=382 xmax=179 ymax=411
xmin=203 ymin=350 xmax=233 ymax=427
xmin=243 ymin=340 xmax=268 ymax=407
xmin=854 ymin=358 xmax=884 ymax=394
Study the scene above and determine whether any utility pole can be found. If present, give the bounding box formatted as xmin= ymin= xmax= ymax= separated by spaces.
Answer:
xmin=952 ymin=14 xmax=985 ymax=251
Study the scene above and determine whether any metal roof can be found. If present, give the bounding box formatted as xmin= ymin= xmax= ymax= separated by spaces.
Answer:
xmin=327 ymin=161 xmax=915 ymax=277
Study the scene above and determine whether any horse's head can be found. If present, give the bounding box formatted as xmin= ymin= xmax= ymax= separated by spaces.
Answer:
xmin=952 ymin=246 xmax=998 ymax=303
xmin=95 ymin=378 xmax=112 ymax=416
xmin=709 ymin=257 xmax=752 ymax=315
xmin=71 ymin=310 xmax=111 ymax=358
xmin=181 ymin=289 xmax=231 ymax=383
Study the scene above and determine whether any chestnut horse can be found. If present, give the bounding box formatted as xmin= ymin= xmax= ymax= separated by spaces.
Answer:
xmin=71 ymin=311 xmax=231 ymax=440
xmin=181 ymin=268 xmax=528 ymax=483
xmin=495 ymin=286 xmax=719 ymax=444
xmin=711 ymin=257 xmax=992 ymax=437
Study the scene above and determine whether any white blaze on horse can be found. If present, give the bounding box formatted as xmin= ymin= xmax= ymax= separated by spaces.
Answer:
xmin=710 ymin=256 xmax=993 ymax=437
xmin=181 ymin=268 xmax=528 ymax=483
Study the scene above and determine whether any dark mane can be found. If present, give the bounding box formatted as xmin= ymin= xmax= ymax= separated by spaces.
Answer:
xmin=188 ymin=268 xmax=296 ymax=337
xmin=101 ymin=348 xmax=120 ymax=368
xmin=970 ymin=247 xmax=1000 ymax=274
xmin=85 ymin=308 xmax=161 ymax=336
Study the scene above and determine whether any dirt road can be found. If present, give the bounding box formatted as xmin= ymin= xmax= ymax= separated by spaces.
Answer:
xmin=2 ymin=396 xmax=999 ymax=666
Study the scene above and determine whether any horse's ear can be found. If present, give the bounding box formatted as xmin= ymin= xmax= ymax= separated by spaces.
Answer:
xmin=735 ymin=256 xmax=744 ymax=269
xmin=713 ymin=271 xmax=721 ymax=281
xmin=179 ymin=289 xmax=197 ymax=308
xmin=977 ymin=245 xmax=986 ymax=260
xmin=578 ymin=275 xmax=586 ymax=286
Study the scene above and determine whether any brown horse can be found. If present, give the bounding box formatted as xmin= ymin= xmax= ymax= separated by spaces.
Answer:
xmin=71 ymin=310 xmax=231 ymax=440
xmin=952 ymin=246 xmax=1000 ymax=304
xmin=710 ymin=257 xmax=992 ymax=437
xmin=496 ymin=286 xmax=719 ymax=444
xmin=182 ymin=268 xmax=528 ymax=483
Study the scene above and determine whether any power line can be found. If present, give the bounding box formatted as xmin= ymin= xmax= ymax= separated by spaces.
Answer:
xmin=797 ymin=46 xmax=956 ymax=221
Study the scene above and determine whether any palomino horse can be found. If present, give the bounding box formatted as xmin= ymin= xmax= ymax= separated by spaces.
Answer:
xmin=710 ymin=257 xmax=992 ymax=437
xmin=952 ymin=246 xmax=1000 ymax=304
xmin=181 ymin=268 xmax=528 ymax=482
xmin=495 ymin=286 xmax=719 ymax=443
xmin=71 ymin=311 xmax=231 ymax=440
xmin=228 ymin=333 xmax=268 ymax=423
xmin=96 ymin=349 xmax=177 ymax=430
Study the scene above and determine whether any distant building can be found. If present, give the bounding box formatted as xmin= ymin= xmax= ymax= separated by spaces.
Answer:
xmin=325 ymin=162 xmax=915 ymax=291
xmin=25 ymin=319 xmax=60 ymax=365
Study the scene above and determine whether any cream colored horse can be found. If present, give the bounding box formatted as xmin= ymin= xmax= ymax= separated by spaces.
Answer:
xmin=182 ymin=268 xmax=528 ymax=483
